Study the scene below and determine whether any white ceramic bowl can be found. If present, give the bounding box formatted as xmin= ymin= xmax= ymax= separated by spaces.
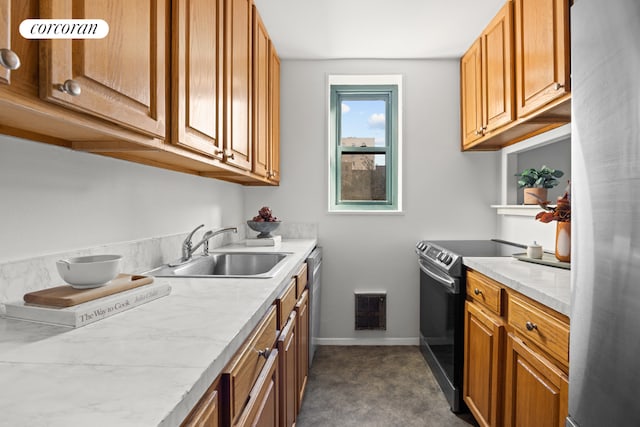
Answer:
xmin=56 ymin=254 xmax=122 ymax=288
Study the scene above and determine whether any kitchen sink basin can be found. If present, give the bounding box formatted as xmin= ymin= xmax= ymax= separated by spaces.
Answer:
xmin=143 ymin=252 xmax=290 ymax=278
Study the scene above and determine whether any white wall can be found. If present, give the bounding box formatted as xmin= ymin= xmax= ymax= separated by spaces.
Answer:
xmin=0 ymin=135 xmax=245 ymax=263
xmin=516 ymin=138 xmax=571 ymax=205
xmin=244 ymin=59 xmax=499 ymax=343
xmin=496 ymin=136 xmax=572 ymax=251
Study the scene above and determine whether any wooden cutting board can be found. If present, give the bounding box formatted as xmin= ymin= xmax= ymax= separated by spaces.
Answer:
xmin=24 ymin=274 xmax=154 ymax=308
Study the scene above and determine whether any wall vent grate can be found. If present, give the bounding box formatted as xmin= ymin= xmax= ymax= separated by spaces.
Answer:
xmin=354 ymin=292 xmax=386 ymax=330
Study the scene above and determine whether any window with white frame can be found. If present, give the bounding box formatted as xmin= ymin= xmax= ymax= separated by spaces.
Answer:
xmin=328 ymin=75 xmax=402 ymax=212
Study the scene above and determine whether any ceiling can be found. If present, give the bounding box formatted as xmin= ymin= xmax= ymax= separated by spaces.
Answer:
xmin=253 ymin=0 xmax=506 ymax=59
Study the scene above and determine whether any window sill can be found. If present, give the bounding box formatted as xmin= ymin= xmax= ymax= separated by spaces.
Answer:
xmin=491 ymin=205 xmax=554 ymax=217
xmin=327 ymin=209 xmax=404 ymax=216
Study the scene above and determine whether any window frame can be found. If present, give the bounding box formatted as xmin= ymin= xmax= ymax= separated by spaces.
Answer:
xmin=328 ymin=75 xmax=403 ymax=213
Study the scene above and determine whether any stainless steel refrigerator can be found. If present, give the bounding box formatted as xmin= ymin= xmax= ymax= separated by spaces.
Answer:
xmin=568 ymin=0 xmax=640 ymax=426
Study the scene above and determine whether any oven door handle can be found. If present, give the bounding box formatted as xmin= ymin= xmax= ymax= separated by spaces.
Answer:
xmin=419 ymin=259 xmax=458 ymax=293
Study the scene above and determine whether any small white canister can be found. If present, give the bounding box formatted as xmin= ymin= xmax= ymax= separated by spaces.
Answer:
xmin=526 ymin=241 xmax=543 ymax=259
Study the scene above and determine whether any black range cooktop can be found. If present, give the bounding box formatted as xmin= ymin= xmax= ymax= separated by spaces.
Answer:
xmin=424 ymin=239 xmax=524 ymax=257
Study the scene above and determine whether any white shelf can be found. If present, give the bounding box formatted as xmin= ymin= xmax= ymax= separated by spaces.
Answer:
xmin=491 ymin=205 xmax=554 ymax=217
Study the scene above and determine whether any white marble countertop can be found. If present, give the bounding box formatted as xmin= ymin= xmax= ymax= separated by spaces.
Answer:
xmin=0 ymin=239 xmax=317 ymax=427
xmin=463 ymin=256 xmax=571 ymax=317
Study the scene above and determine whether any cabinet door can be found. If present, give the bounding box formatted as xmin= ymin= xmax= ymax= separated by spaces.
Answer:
xmin=225 ymin=0 xmax=252 ymax=171
xmin=224 ymin=306 xmax=277 ymax=425
xmin=239 ymin=349 xmax=279 ymax=427
xmin=39 ymin=0 xmax=167 ymax=138
xmin=463 ymin=301 xmax=505 ymax=427
xmin=482 ymin=1 xmax=514 ymax=133
xmin=172 ymin=0 xmax=224 ymax=158
xmin=504 ymin=333 xmax=569 ymax=427
xmin=252 ymin=6 xmax=269 ymax=178
xmin=268 ymin=44 xmax=280 ymax=183
xmin=278 ymin=312 xmax=297 ymax=427
xmin=514 ymin=0 xmax=570 ymax=118
xmin=295 ymin=290 xmax=309 ymax=411
xmin=461 ymin=38 xmax=483 ymax=149
xmin=182 ymin=381 xmax=220 ymax=427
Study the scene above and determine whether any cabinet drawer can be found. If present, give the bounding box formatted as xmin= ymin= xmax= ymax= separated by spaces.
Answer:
xmin=467 ymin=270 xmax=503 ymax=315
xmin=223 ymin=305 xmax=278 ymax=425
xmin=277 ymin=278 xmax=297 ymax=330
xmin=508 ymin=294 xmax=569 ymax=366
xmin=295 ymin=263 xmax=308 ymax=298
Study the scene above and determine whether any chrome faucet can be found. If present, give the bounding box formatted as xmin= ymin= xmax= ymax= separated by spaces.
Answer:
xmin=181 ymin=224 xmax=204 ymax=262
xmin=193 ymin=226 xmax=238 ymax=256
xmin=181 ymin=225 xmax=238 ymax=262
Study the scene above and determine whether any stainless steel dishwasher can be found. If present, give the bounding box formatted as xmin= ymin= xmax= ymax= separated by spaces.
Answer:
xmin=306 ymin=247 xmax=322 ymax=367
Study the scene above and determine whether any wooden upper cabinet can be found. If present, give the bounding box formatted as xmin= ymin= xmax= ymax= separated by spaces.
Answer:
xmin=514 ymin=0 xmax=570 ymax=118
xmin=225 ymin=0 xmax=253 ymax=171
xmin=482 ymin=1 xmax=514 ymax=133
xmin=252 ymin=6 xmax=280 ymax=183
xmin=461 ymin=1 xmax=513 ymax=150
xmin=461 ymin=38 xmax=483 ymax=149
xmin=172 ymin=0 xmax=224 ymax=159
xmin=269 ymin=44 xmax=280 ymax=183
xmin=252 ymin=6 xmax=269 ymax=178
xmin=39 ymin=0 xmax=167 ymax=139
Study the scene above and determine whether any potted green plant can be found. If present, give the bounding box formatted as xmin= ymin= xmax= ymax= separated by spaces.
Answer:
xmin=516 ymin=165 xmax=564 ymax=204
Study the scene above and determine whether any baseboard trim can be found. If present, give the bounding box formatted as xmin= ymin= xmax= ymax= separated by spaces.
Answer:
xmin=315 ymin=337 xmax=419 ymax=346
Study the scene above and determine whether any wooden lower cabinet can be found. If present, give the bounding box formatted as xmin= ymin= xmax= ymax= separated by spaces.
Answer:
xmin=222 ymin=306 xmax=278 ymax=426
xmin=184 ymin=262 xmax=313 ymax=427
xmin=182 ymin=378 xmax=221 ymax=427
xmin=463 ymin=301 xmax=505 ymax=427
xmin=239 ymin=349 xmax=279 ymax=427
xmin=295 ymin=289 xmax=309 ymax=411
xmin=504 ymin=334 xmax=568 ymax=427
xmin=278 ymin=312 xmax=297 ymax=427
xmin=464 ymin=270 xmax=569 ymax=427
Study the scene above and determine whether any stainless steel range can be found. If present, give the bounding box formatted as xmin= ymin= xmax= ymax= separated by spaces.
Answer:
xmin=415 ymin=239 xmax=523 ymax=412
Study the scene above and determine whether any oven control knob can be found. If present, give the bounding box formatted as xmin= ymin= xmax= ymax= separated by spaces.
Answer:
xmin=444 ymin=255 xmax=453 ymax=265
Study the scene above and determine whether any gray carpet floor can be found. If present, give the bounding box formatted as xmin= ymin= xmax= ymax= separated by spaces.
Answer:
xmin=296 ymin=346 xmax=479 ymax=427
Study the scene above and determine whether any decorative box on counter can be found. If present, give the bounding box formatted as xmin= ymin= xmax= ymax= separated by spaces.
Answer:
xmin=245 ymin=235 xmax=282 ymax=247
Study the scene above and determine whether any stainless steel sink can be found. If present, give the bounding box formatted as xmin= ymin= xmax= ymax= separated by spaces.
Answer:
xmin=143 ymin=252 xmax=290 ymax=278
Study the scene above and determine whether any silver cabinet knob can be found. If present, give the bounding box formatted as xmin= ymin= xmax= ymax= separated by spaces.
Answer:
xmin=225 ymin=151 xmax=235 ymax=160
xmin=257 ymin=347 xmax=270 ymax=359
xmin=525 ymin=321 xmax=538 ymax=331
xmin=58 ymin=79 xmax=81 ymax=96
xmin=554 ymin=82 xmax=565 ymax=90
xmin=474 ymin=288 xmax=482 ymax=296
xmin=0 ymin=48 xmax=21 ymax=71
xmin=214 ymin=148 xmax=224 ymax=156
